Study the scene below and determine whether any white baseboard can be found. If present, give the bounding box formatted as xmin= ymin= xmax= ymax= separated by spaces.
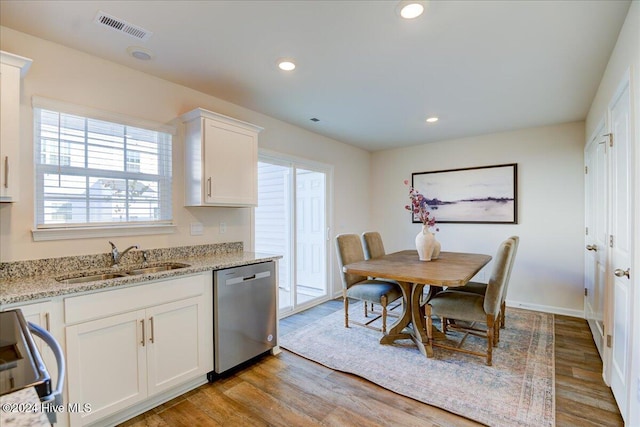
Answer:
xmin=506 ymin=299 xmax=584 ymax=318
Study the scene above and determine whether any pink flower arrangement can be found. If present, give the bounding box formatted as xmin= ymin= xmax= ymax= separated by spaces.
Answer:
xmin=404 ymin=180 xmax=438 ymax=231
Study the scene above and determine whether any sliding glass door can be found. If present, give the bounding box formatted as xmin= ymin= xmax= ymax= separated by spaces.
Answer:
xmin=255 ymin=155 xmax=330 ymax=315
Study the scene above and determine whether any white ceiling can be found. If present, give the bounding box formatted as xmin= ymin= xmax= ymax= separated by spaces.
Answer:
xmin=0 ymin=0 xmax=631 ymax=151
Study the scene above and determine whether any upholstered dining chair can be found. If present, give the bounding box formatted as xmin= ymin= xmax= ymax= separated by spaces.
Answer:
xmin=362 ymin=231 xmax=387 ymax=260
xmin=335 ymin=234 xmax=402 ymax=333
xmin=451 ymin=236 xmax=519 ymax=329
xmin=425 ymin=238 xmax=515 ymax=365
xmin=361 ymin=231 xmax=402 ymax=313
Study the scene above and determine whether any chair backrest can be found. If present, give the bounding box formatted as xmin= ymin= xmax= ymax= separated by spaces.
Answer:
xmin=362 ymin=231 xmax=386 ymax=260
xmin=484 ymin=239 xmax=516 ymax=316
xmin=335 ymin=234 xmax=367 ymax=289
xmin=501 ymin=235 xmax=520 ymax=303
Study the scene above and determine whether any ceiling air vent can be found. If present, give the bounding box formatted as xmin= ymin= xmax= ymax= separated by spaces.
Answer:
xmin=94 ymin=11 xmax=153 ymax=41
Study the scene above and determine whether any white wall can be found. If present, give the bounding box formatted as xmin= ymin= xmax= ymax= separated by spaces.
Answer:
xmin=585 ymin=2 xmax=639 ymax=424
xmin=0 ymin=26 xmax=371 ymax=297
xmin=370 ymin=122 xmax=585 ymax=316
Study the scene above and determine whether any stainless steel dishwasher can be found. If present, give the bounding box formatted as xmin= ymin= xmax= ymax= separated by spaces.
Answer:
xmin=211 ymin=261 xmax=276 ymax=375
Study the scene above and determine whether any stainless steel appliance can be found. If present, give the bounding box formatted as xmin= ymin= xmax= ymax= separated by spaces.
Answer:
xmin=0 ymin=309 xmax=65 ymax=424
xmin=211 ymin=261 xmax=276 ymax=376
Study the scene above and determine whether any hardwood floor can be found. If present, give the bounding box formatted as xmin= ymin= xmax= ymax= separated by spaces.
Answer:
xmin=121 ymin=299 xmax=623 ymax=427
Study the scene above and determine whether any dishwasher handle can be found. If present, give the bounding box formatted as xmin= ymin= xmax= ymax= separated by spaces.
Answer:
xmin=225 ymin=270 xmax=271 ymax=285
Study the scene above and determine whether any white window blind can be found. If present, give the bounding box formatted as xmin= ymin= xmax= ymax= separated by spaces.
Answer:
xmin=34 ymin=106 xmax=173 ymax=229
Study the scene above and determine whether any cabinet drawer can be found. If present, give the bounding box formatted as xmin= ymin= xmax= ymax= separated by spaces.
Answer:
xmin=64 ymin=273 xmax=207 ymax=324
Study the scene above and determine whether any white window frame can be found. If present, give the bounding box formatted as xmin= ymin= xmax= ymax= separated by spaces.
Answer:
xmin=31 ymin=97 xmax=176 ymax=241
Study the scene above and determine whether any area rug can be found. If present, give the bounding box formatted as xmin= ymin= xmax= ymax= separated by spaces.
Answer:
xmin=279 ymin=306 xmax=555 ymax=427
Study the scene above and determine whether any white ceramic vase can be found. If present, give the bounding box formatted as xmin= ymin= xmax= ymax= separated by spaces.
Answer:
xmin=415 ymin=225 xmax=438 ymax=261
xmin=432 ymin=239 xmax=441 ymax=260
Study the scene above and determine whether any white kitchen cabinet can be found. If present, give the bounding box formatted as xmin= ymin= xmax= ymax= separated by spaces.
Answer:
xmin=64 ymin=273 xmax=212 ymax=426
xmin=0 ymin=51 xmax=32 ymax=203
xmin=180 ymin=108 xmax=262 ymax=207
xmin=65 ymin=309 xmax=147 ymax=425
xmin=146 ymin=296 xmax=208 ymax=396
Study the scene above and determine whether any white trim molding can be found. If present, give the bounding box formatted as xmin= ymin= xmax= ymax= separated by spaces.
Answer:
xmin=32 ymin=224 xmax=176 ymax=241
xmin=506 ymin=299 xmax=585 ymax=318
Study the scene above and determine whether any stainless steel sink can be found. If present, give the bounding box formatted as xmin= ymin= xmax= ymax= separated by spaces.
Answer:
xmin=126 ymin=263 xmax=190 ymax=275
xmin=55 ymin=263 xmax=190 ymax=284
xmin=57 ymin=273 xmax=128 ymax=284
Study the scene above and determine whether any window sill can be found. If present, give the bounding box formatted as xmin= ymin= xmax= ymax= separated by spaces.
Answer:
xmin=32 ymin=224 xmax=176 ymax=241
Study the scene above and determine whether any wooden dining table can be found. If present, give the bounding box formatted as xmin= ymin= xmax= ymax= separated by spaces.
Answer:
xmin=343 ymin=250 xmax=492 ymax=358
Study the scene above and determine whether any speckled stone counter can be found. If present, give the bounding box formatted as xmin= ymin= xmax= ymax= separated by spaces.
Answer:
xmin=0 ymin=242 xmax=281 ymax=305
xmin=0 ymin=387 xmax=50 ymax=427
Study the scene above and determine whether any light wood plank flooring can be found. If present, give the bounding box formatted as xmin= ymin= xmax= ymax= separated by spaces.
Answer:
xmin=121 ymin=299 xmax=623 ymax=427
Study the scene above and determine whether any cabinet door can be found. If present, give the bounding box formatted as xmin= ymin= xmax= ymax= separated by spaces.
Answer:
xmin=203 ymin=118 xmax=257 ymax=206
xmin=145 ymin=296 xmax=209 ymax=396
xmin=66 ymin=310 xmax=147 ymax=426
xmin=0 ymin=62 xmax=22 ymax=202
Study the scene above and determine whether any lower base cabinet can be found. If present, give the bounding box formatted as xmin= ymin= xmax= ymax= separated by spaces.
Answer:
xmin=64 ymin=273 xmax=212 ymax=426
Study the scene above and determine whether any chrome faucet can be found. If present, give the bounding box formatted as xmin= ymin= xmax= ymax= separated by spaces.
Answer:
xmin=109 ymin=241 xmax=139 ymax=267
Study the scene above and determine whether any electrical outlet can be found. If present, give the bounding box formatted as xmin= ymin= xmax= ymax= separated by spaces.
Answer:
xmin=219 ymin=222 xmax=227 ymax=234
xmin=190 ymin=222 xmax=203 ymax=236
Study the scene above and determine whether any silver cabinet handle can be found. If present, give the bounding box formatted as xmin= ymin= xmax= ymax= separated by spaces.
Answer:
xmin=140 ymin=319 xmax=146 ymax=346
xmin=45 ymin=312 xmax=50 ymax=332
xmin=207 ymin=177 xmax=212 ymax=197
xmin=586 ymin=244 xmax=598 ymax=252
xmin=149 ymin=316 xmax=155 ymax=343
xmin=614 ymin=268 xmax=630 ymax=279
xmin=3 ymin=156 xmax=8 ymax=189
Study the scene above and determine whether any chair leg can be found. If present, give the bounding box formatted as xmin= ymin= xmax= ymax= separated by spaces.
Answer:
xmin=344 ymin=293 xmax=349 ymax=328
xmin=500 ymin=301 xmax=506 ymax=329
xmin=364 ymin=301 xmax=368 ymax=317
xmin=381 ymin=295 xmax=388 ymax=334
xmin=441 ymin=317 xmax=448 ymax=333
xmin=486 ymin=315 xmax=494 ymax=366
xmin=425 ymin=305 xmax=433 ymax=342
xmin=494 ymin=317 xmax=500 ymax=345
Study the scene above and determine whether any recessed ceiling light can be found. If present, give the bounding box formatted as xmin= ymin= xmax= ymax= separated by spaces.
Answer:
xmin=426 ymin=117 xmax=439 ymax=123
xmin=398 ymin=1 xmax=425 ymax=19
xmin=277 ymin=58 xmax=296 ymax=71
xmin=127 ymin=46 xmax=154 ymax=60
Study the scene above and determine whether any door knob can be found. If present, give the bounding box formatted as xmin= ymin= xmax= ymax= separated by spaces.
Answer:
xmin=614 ymin=268 xmax=630 ymax=279
xmin=586 ymin=244 xmax=598 ymax=252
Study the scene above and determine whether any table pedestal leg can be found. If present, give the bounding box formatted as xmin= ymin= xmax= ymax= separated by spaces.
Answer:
xmin=380 ymin=281 xmax=433 ymax=358
xmin=380 ymin=281 xmax=412 ymax=343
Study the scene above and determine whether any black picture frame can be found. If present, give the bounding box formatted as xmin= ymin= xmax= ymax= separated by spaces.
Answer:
xmin=411 ymin=163 xmax=518 ymax=224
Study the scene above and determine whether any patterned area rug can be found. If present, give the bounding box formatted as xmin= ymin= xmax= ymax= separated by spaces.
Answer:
xmin=279 ymin=306 xmax=555 ymax=427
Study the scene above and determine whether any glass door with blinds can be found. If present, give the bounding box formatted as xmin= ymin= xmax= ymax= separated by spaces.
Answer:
xmin=254 ymin=155 xmax=330 ymax=315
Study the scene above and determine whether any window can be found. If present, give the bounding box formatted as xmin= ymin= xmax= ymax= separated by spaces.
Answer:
xmin=34 ymin=101 xmax=173 ymax=231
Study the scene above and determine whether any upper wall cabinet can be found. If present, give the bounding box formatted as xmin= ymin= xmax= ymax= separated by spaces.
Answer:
xmin=0 ymin=51 xmax=32 ymax=203
xmin=179 ymin=108 xmax=263 ymax=207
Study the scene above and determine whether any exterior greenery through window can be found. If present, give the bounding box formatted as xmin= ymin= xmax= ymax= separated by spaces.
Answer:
xmin=34 ymin=108 xmax=172 ymax=228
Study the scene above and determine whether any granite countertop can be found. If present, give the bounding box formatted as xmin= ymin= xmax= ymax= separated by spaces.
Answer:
xmin=0 ymin=243 xmax=281 ymax=305
xmin=0 ymin=387 xmax=50 ymax=427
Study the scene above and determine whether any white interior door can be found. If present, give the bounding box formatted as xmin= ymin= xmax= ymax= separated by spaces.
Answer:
xmin=608 ymin=80 xmax=633 ymax=421
xmin=584 ymin=125 xmax=608 ymax=357
xmin=295 ymin=169 xmax=327 ymax=305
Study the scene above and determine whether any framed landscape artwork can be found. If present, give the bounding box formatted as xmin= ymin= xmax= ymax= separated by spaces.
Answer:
xmin=411 ymin=163 xmax=518 ymax=224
